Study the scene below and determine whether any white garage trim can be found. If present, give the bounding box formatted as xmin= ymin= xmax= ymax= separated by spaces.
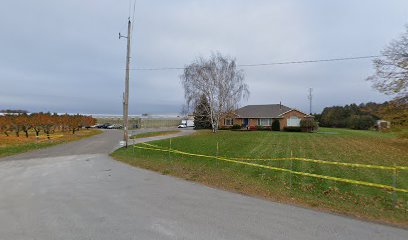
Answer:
xmin=287 ymin=116 xmax=301 ymax=127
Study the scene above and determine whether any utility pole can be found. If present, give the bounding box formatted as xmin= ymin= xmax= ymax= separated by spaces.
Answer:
xmin=308 ymin=88 xmax=313 ymax=115
xmin=119 ymin=19 xmax=132 ymax=148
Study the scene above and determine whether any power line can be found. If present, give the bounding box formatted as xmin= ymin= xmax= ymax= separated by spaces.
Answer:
xmin=131 ymin=66 xmax=186 ymax=71
xmin=130 ymin=54 xmax=386 ymax=71
xmin=238 ymin=55 xmax=384 ymax=67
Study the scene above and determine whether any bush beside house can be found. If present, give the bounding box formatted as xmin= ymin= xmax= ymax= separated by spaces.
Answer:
xmin=231 ymin=124 xmax=241 ymax=130
xmin=272 ymin=119 xmax=280 ymax=131
xmin=300 ymin=119 xmax=318 ymax=132
xmin=283 ymin=126 xmax=302 ymax=132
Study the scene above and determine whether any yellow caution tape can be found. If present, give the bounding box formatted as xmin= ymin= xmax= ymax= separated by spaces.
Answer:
xmin=141 ymin=142 xmax=166 ymax=149
xmin=139 ymin=142 xmax=408 ymax=171
xmin=134 ymin=144 xmax=408 ymax=193
xmin=231 ymin=157 xmax=402 ymax=170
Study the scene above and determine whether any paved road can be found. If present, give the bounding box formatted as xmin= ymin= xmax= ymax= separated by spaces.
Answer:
xmin=0 ymin=129 xmax=407 ymax=240
xmin=1 ymin=129 xmax=123 ymax=161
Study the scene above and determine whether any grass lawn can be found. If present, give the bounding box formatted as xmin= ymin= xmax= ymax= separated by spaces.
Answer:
xmin=0 ymin=129 xmax=102 ymax=158
xmin=112 ymin=127 xmax=408 ymax=227
xmin=130 ymin=130 xmax=180 ymax=139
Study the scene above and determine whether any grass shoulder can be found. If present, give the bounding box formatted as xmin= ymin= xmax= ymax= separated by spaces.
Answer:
xmin=112 ymin=128 xmax=408 ymax=227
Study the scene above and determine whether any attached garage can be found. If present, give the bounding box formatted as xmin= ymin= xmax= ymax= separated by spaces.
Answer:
xmin=287 ymin=116 xmax=301 ymax=127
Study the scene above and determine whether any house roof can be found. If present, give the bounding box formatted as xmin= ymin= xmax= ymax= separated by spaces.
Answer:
xmin=278 ymin=109 xmax=313 ymax=117
xmin=235 ymin=104 xmax=292 ymax=118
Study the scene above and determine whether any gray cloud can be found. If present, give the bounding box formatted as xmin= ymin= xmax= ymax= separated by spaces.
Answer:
xmin=1 ymin=0 xmax=407 ymax=114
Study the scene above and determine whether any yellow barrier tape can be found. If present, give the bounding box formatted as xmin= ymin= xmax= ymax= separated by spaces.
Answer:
xmin=231 ymin=157 xmax=400 ymax=170
xmin=134 ymin=144 xmax=408 ymax=193
xmin=141 ymin=142 xmax=166 ymax=149
xmin=139 ymin=142 xmax=408 ymax=171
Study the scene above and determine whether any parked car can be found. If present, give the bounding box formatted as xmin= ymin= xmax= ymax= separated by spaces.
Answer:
xmin=107 ymin=124 xmax=123 ymax=129
xmin=97 ymin=123 xmax=111 ymax=129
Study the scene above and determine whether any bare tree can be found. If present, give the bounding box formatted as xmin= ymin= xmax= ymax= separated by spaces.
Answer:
xmin=19 ymin=114 xmax=32 ymax=138
xmin=30 ymin=113 xmax=42 ymax=137
xmin=181 ymin=53 xmax=249 ymax=132
xmin=367 ymin=25 xmax=408 ymax=98
xmin=0 ymin=115 xmax=12 ymax=136
xmin=180 ymin=104 xmax=190 ymax=118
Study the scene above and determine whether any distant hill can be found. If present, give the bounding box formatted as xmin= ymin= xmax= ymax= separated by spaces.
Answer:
xmin=0 ymin=109 xmax=29 ymax=114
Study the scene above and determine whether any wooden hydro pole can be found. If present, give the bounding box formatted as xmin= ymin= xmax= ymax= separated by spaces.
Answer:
xmin=120 ymin=19 xmax=132 ymax=147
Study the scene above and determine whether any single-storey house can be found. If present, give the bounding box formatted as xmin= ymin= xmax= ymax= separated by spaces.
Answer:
xmin=220 ymin=104 xmax=313 ymax=130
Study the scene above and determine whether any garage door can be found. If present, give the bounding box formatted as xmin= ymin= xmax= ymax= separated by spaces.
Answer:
xmin=287 ymin=116 xmax=301 ymax=127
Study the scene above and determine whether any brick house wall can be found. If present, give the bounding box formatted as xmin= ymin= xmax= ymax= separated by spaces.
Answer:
xmin=233 ymin=118 xmax=243 ymax=126
xmin=248 ymin=118 xmax=257 ymax=127
xmin=219 ymin=114 xmax=240 ymax=128
xmin=279 ymin=110 xmax=312 ymax=130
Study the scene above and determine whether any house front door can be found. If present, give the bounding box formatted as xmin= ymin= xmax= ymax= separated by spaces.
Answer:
xmin=243 ymin=118 xmax=249 ymax=127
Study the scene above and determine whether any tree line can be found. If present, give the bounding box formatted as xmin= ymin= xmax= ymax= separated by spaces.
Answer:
xmin=0 ymin=113 xmax=96 ymax=138
xmin=0 ymin=109 xmax=28 ymax=114
xmin=314 ymin=97 xmax=407 ymax=129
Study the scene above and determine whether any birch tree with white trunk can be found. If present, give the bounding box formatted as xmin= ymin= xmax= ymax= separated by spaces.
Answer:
xmin=367 ymin=25 xmax=408 ymax=98
xmin=181 ymin=53 xmax=249 ymax=132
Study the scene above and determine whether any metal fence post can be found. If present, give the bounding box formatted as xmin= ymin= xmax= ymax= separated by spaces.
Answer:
xmin=290 ymin=150 xmax=293 ymax=190
xmin=169 ymin=138 xmax=172 ymax=161
xmin=216 ymin=141 xmax=219 ymax=157
xmin=132 ymin=139 xmax=134 ymax=154
xmin=392 ymin=163 xmax=398 ymax=208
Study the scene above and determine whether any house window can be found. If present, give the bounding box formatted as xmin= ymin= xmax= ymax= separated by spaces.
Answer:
xmin=224 ymin=118 xmax=233 ymax=126
xmin=257 ymin=118 xmax=272 ymax=126
xmin=287 ymin=116 xmax=301 ymax=127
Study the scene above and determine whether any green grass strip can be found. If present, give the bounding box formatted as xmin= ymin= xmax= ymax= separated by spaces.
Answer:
xmin=139 ymin=142 xmax=408 ymax=171
xmin=134 ymin=144 xmax=408 ymax=193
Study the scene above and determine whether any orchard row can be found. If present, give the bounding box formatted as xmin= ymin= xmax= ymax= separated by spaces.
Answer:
xmin=0 ymin=113 xmax=96 ymax=138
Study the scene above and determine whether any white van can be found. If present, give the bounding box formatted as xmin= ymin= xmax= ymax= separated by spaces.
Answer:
xmin=178 ymin=119 xmax=194 ymax=128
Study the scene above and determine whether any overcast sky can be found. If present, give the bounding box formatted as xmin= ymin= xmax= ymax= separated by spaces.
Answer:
xmin=1 ymin=0 xmax=407 ymax=115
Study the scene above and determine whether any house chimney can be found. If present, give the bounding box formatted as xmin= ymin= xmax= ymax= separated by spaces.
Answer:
xmin=279 ymin=101 xmax=282 ymax=110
